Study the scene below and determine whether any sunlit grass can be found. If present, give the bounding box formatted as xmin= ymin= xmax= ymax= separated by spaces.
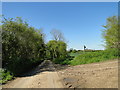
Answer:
xmin=69 ymin=49 xmax=118 ymax=65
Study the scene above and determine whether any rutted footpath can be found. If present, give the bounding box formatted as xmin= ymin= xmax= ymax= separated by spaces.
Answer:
xmin=2 ymin=60 xmax=65 ymax=88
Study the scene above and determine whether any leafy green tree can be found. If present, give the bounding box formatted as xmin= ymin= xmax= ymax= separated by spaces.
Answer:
xmin=102 ymin=16 xmax=119 ymax=49
xmin=2 ymin=17 xmax=46 ymax=75
xmin=46 ymin=40 xmax=67 ymax=63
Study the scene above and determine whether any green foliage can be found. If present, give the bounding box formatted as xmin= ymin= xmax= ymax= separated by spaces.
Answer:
xmin=68 ymin=49 xmax=77 ymax=53
xmin=2 ymin=17 xmax=46 ymax=75
xmin=46 ymin=40 xmax=67 ymax=64
xmin=69 ymin=52 xmax=83 ymax=57
xmin=2 ymin=15 xmax=119 ymax=84
xmin=59 ymin=55 xmax=74 ymax=65
xmin=102 ymin=16 xmax=119 ymax=49
xmin=71 ymin=49 xmax=77 ymax=53
xmin=70 ymin=49 xmax=118 ymax=65
xmin=0 ymin=69 xmax=13 ymax=84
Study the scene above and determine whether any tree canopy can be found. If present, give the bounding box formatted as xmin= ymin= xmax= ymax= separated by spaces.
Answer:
xmin=2 ymin=17 xmax=46 ymax=75
xmin=102 ymin=16 xmax=119 ymax=49
xmin=46 ymin=40 xmax=67 ymax=63
xmin=2 ymin=17 xmax=68 ymax=75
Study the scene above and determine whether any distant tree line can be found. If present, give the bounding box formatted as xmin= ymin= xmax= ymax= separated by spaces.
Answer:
xmin=68 ymin=48 xmax=103 ymax=53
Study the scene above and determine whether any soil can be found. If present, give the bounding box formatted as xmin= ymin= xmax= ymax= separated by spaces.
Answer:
xmin=2 ymin=59 xmax=118 ymax=88
xmin=58 ymin=59 xmax=118 ymax=88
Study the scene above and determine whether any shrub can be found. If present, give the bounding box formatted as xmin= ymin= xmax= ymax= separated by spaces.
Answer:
xmin=0 ymin=69 xmax=13 ymax=84
xmin=2 ymin=17 xmax=46 ymax=75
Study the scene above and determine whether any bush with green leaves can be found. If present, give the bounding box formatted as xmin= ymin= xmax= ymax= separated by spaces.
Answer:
xmin=0 ymin=68 xmax=13 ymax=84
xmin=2 ymin=17 xmax=46 ymax=75
xmin=46 ymin=40 xmax=67 ymax=64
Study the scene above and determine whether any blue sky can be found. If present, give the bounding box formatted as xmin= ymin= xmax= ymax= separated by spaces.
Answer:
xmin=2 ymin=2 xmax=118 ymax=50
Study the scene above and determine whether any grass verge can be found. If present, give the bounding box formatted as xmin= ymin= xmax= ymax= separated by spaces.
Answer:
xmin=69 ymin=49 xmax=118 ymax=65
xmin=61 ymin=49 xmax=118 ymax=65
xmin=0 ymin=68 xmax=14 ymax=84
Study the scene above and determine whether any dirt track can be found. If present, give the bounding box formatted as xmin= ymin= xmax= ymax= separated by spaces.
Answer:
xmin=2 ymin=59 xmax=118 ymax=88
xmin=2 ymin=60 xmax=64 ymax=88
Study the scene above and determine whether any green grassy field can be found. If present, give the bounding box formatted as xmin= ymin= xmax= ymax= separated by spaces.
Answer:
xmin=62 ymin=49 xmax=118 ymax=65
xmin=69 ymin=52 xmax=83 ymax=57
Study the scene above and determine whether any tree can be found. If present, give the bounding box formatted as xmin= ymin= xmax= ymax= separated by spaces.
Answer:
xmin=46 ymin=40 xmax=67 ymax=63
xmin=2 ymin=17 xmax=46 ymax=75
xmin=50 ymin=29 xmax=65 ymax=41
xmin=102 ymin=16 xmax=119 ymax=49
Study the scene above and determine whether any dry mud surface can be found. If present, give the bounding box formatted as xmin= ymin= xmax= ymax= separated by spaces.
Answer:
xmin=2 ymin=60 xmax=118 ymax=88
xmin=57 ymin=60 xmax=118 ymax=88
